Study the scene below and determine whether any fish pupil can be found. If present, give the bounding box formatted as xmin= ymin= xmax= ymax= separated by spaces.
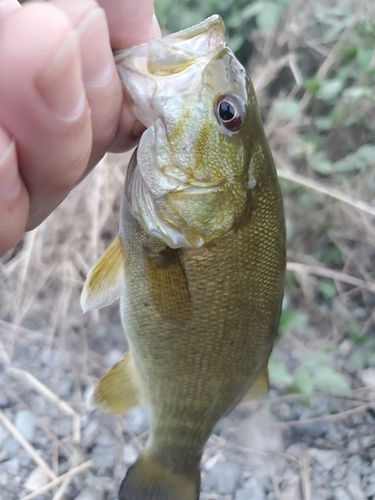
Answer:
xmin=219 ymin=101 xmax=235 ymax=121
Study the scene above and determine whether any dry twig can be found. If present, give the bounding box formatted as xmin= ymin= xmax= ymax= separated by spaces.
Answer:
xmin=20 ymin=460 xmax=93 ymax=500
xmin=287 ymin=262 xmax=375 ymax=293
xmin=0 ymin=410 xmax=56 ymax=481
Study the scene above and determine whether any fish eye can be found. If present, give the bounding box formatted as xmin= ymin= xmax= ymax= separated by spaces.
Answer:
xmin=215 ymin=94 xmax=245 ymax=132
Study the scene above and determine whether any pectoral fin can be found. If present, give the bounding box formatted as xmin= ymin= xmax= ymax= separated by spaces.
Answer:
xmin=81 ymin=236 xmax=124 ymax=313
xmin=143 ymin=246 xmax=190 ymax=322
xmin=92 ymin=351 xmax=144 ymax=414
xmin=241 ymin=366 xmax=269 ymax=403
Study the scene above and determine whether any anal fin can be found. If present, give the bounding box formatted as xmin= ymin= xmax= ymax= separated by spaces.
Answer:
xmin=241 ymin=366 xmax=269 ymax=403
xmin=92 ymin=351 xmax=144 ymax=414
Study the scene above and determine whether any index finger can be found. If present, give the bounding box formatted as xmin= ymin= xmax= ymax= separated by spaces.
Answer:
xmin=97 ymin=0 xmax=161 ymax=48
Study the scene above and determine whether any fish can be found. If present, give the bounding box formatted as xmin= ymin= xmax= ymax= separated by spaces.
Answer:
xmin=81 ymin=14 xmax=286 ymax=500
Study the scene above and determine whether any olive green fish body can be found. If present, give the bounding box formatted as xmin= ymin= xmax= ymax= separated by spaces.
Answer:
xmin=81 ymin=15 xmax=286 ymax=500
xmin=120 ymin=142 xmax=285 ymax=476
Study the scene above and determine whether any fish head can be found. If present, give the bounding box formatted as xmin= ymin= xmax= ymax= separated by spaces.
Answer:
xmin=115 ymin=15 xmax=263 ymax=248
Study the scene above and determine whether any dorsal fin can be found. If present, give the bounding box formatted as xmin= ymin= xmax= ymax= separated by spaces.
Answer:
xmin=81 ymin=236 xmax=125 ymax=313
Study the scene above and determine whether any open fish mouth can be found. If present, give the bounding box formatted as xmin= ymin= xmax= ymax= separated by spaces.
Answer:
xmin=114 ymin=15 xmax=227 ymax=129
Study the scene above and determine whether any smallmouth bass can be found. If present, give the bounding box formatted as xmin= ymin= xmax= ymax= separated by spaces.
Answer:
xmin=81 ymin=15 xmax=286 ymax=500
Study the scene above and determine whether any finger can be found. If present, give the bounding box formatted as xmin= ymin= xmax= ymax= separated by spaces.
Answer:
xmin=96 ymin=0 xmax=161 ymax=152
xmin=0 ymin=0 xmax=20 ymax=20
xmin=0 ymin=127 xmax=29 ymax=256
xmin=0 ymin=2 xmax=92 ymax=230
xmin=97 ymin=0 xmax=161 ymax=49
xmin=50 ymin=0 xmax=124 ymax=170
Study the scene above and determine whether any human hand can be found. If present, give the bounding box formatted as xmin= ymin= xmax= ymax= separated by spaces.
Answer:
xmin=0 ymin=0 xmax=161 ymax=256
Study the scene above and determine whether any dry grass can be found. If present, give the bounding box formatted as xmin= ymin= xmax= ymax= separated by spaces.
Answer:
xmin=0 ymin=0 xmax=374 ymax=497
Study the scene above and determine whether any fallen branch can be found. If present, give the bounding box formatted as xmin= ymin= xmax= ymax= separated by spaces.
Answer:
xmin=20 ymin=460 xmax=93 ymax=500
xmin=287 ymin=262 xmax=375 ymax=292
xmin=274 ymin=402 xmax=375 ymax=428
xmin=276 ymin=165 xmax=375 ymax=218
xmin=0 ymin=410 xmax=56 ymax=481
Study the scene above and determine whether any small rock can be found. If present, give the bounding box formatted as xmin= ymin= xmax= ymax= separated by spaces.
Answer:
xmin=365 ymin=483 xmax=375 ymax=496
xmin=217 ymin=462 xmax=241 ymax=495
xmin=347 ymin=483 xmax=366 ymax=500
xmin=83 ymin=385 xmax=95 ymax=407
xmin=359 ymin=368 xmax=375 ymax=386
xmin=90 ymin=444 xmax=116 ymax=469
xmin=126 ymin=406 xmax=149 ymax=435
xmin=309 ymin=448 xmax=340 ymax=471
xmin=30 ymin=395 xmax=50 ymax=415
xmin=333 ymin=486 xmax=351 ymax=500
xmin=203 ymin=461 xmax=240 ymax=494
xmin=57 ymin=379 xmax=72 ymax=398
xmin=348 ymin=455 xmax=362 ymax=472
xmin=236 ymin=415 xmax=284 ymax=479
xmin=333 ymin=465 xmax=346 ymax=482
xmin=23 ymin=467 xmax=50 ymax=492
xmin=40 ymin=350 xmax=61 ymax=368
xmin=0 ymin=424 xmax=8 ymax=446
xmin=123 ymin=443 xmax=139 ymax=464
xmin=235 ymin=477 xmax=266 ymax=500
xmin=74 ymin=486 xmax=104 ymax=500
xmin=2 ymin=438 xmax=20 ymax=457
xmin=82 ymin=420 xmax=98 ymax=447
xmin=345 ymin=469 xmax=361 ymax=489
xmin=293 ymin=421 xmax=329 ymax=438
xmin=15 ymin=410 xmax=35 ymax=441
xmin=347 ymin=439 xmax=359 ymax=453
xmin=104 ymin=349 xmax=123 ymax=367
xmin=4 ymin=458 xmax=19 ymax=475
xmin=311 ymin=489 xmax=326 ymax=500
xmin=56 ymin=418 xmax=71 ymax=438
xmin=0 ymin=392 xmax=11 ymax=408
xmin=96 ymin=429 xmax=115 ymax=448
xmin=285 ymin=444 xmax=302 ymax=460
xmin=279 ymin=469 xmax=300 ymax=500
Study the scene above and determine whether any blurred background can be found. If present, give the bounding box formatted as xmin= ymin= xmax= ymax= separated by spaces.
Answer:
xmin=1 ymin=0 xmax=374 ymax=499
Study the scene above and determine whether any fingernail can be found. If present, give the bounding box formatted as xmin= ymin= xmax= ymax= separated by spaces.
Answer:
xmin=0 ymin=131 xmax=21 ymax=201
xmin=78 ymin=9 xmax=113 ymax=87
xmin=37 ymin=31 xmax=85 ymax=121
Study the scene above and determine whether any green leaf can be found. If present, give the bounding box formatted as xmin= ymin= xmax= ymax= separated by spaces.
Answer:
xmin=256 ymin=2 xmax=282 ymax=33
xmin=316 ymin=79 xmax=344 ymax=101
xmin=279 ymin=310 xmax=308 ymax=336
xmin=228 ymin=33 xmax=246 ymax=53
xmin=314 ymin=116 xmax=333 ymax=131
xmin=343 ymin=86 xmax=374 ymax=100
xmin=350 ymin=350 xmax=371 ymax=369
xmin=227 ymin=1 xmax=264 ymax=28
xmin=319 ymin=279 xmax=337 ymax=299
xmin=268 ymin=359 xmax=293 ymax=385
xmin=271 ymin=98 xmax=300 ymax=120
xmin=311 ymin=151 xmax=333 ymax=174
xmin=333 ymin=145 xmax=375 ymax=173
xmin=295 ymin=367 xmax=314 ymax=397
xmin=313 ymin=366 xmax=350 ymax=396
xmin=304 ymin=77 xmax=321 ymax=95
xmin=357 ymin=47 xmax=374 ymax=70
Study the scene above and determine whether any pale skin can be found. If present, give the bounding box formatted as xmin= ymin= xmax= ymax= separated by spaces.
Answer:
xmin=0 ymin=0 xmax=161 ymax=256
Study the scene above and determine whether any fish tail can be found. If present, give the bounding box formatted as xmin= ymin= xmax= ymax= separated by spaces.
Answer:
xmin=118 ymin=451 xmax=200 ymax=500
